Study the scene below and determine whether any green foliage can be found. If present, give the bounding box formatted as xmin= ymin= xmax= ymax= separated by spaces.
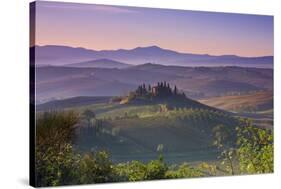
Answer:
xmin=212 ymin=124 xmax=237 ymax=175
xmin=198 ymin=162 xmax=217 ymax=176
xmin=212 ymin=119 xmax=273 ymax=175
xmin=35 ymin=110 xmax=273 ymax=186
xmin=113 ymin=156 xmax=168 ymax=181
xmin=113 ymin=156 xmax=204 ymax=181
xmin=212 ymin=124 xmax=234 ymax=148
xmin=35 ymin=111 xmax=80 ymax=186
xmin=236 ymin=119 xmax=273 ymax=174
xmin=79 ymin=151 xmax=114 ymax=184
xmin=36 ymin=111 xmax=79 ymax=151
xmin=36 ymin=144 xmax=81 ymax=186
xmin=145 ymin=158 xmax=168 ymax=180
xmin=114 ymin=161 xmax=147 ymax=181
xmin=219 ymin=148 xmax=236 ymax=175
xmin=166 ymin=163 xmax=203 ymax=178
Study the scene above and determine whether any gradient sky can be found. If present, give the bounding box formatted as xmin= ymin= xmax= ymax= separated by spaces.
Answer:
xmin=35 ymin=1 xmax=273 ymax=57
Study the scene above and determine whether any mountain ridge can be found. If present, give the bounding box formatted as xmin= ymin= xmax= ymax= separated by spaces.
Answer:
xmin=32 ymin=45 xmax=273 ymax=68
xmin=33 ymin=44 xmax=273 ymax=58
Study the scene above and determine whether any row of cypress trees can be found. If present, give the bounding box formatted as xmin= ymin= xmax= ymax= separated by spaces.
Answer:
xmin=135 ymin=81 xmax=183 ymax=97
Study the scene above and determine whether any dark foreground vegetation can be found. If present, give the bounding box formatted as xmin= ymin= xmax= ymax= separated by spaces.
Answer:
xmin=35 ymin=111 xmax=273 ymax=187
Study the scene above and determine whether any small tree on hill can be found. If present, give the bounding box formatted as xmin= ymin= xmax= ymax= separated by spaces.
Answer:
xmin=173 ymin=85 xmax=178 ymax=95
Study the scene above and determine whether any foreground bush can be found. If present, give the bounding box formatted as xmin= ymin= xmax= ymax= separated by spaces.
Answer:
xmin=79 ymin=151 xmax=114 ymax=184
xmin=212 ymin=119 xmax=273 ymax=175
xmin=236 ymin=120 xmax=273 ymax=174
xmin=35 ymin=144 xmax=81 ymax=186
xmin=36 ymin=111 xmax=79 ymax=151
xmin=35 ymin=111 xmax=80 ymax=186
xmin=114 ymin=156 xmax=169 ymax=182
xmin=166 ymin=163 xmax=203 ymax=178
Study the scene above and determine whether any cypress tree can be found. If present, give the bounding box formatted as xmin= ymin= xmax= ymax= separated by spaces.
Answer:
xmin=174 ymin=85 xmax=178 ymax=95
xmin=148 ymin=84 xmax=151 ymax=92
xmin=140 ymin=85 xmax=143 ymax=95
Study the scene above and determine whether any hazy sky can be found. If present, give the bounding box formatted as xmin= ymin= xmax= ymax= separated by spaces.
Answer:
xmin=35 ymin=1 xmax=273 ymax=57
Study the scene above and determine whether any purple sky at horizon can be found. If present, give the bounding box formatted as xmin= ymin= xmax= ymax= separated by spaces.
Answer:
xmin=34 ymin=1 xmax=273 ymax=57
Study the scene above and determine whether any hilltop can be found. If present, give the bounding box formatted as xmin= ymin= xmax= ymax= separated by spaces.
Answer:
xmin=119 ymin=81 xmax=218 ymax=111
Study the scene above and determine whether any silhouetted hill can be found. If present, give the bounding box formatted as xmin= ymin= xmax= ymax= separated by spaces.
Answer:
xmin=120 ymin=82 xmax=220 ymax=111
xmin=66 ymin=58 xmax=130 ymax=68
xmin=33 ymin=45 xmax=273 ymax=68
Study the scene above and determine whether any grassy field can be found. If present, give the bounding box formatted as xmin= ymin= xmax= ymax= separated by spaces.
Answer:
xmin=37 ymin=98 xmax=238 ymax=165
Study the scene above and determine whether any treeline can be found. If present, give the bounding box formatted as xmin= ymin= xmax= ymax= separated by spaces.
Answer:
xmin=35 ymin=111 xmax=273 ymax=187
xmin=135 ymin=81 xmax=186 ymax=98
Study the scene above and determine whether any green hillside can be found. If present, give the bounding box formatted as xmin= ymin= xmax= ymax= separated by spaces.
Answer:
xmin=37 ymin=82 xmax=239 ymax=164
xmin=69 ymin=83 xmax=237 ymax=163
xmin=75 ymin=108 xmax=238 ymax=164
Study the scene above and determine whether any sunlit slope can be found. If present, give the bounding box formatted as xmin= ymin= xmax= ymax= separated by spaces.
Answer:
xmin=199 ymin=90 xmax=273 ymax=112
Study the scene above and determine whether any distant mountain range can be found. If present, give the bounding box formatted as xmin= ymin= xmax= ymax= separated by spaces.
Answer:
xmin=33 ymin=45 xmax=273 ymax=68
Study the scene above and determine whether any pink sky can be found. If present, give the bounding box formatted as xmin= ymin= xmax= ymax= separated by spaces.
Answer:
xmin=34 ymin=1 xmax=273 ymax=57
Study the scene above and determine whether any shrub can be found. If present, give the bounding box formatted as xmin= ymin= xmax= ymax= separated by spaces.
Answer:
xmin=166 ymin=163 xmax=203 ymax=179
xmin=236 ymin=120 xmax=273 ymax=174
xmin=36 ymin=111 xmax=79 ymax=151
xmin=145 ymin=158 xmax=168 ymax=180
xmin=35 ymin=144 xmax=81 ymax=186
xmin=35 ymin=111 xmax=80 ymax=186
xmin=114 ymin=161 xmax=147 ymax=182
xmin=79 ymin=151 xmax=114 ymax=184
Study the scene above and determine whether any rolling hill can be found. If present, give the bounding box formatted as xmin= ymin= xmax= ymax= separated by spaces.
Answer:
xmin=73 ymin=104 xmax=237 ymax=163
xmin=66 ymin=58 xmax=130 ymax=68
xmin=36 ymin=87 xmax=238 ymax=164
xmin=199 ymin=90 xmax=273 ymax=112
xmin=36 ymin=82 xmax=273 ymax=164
xmin=35 ymin=64 xmax=273 ymax=103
